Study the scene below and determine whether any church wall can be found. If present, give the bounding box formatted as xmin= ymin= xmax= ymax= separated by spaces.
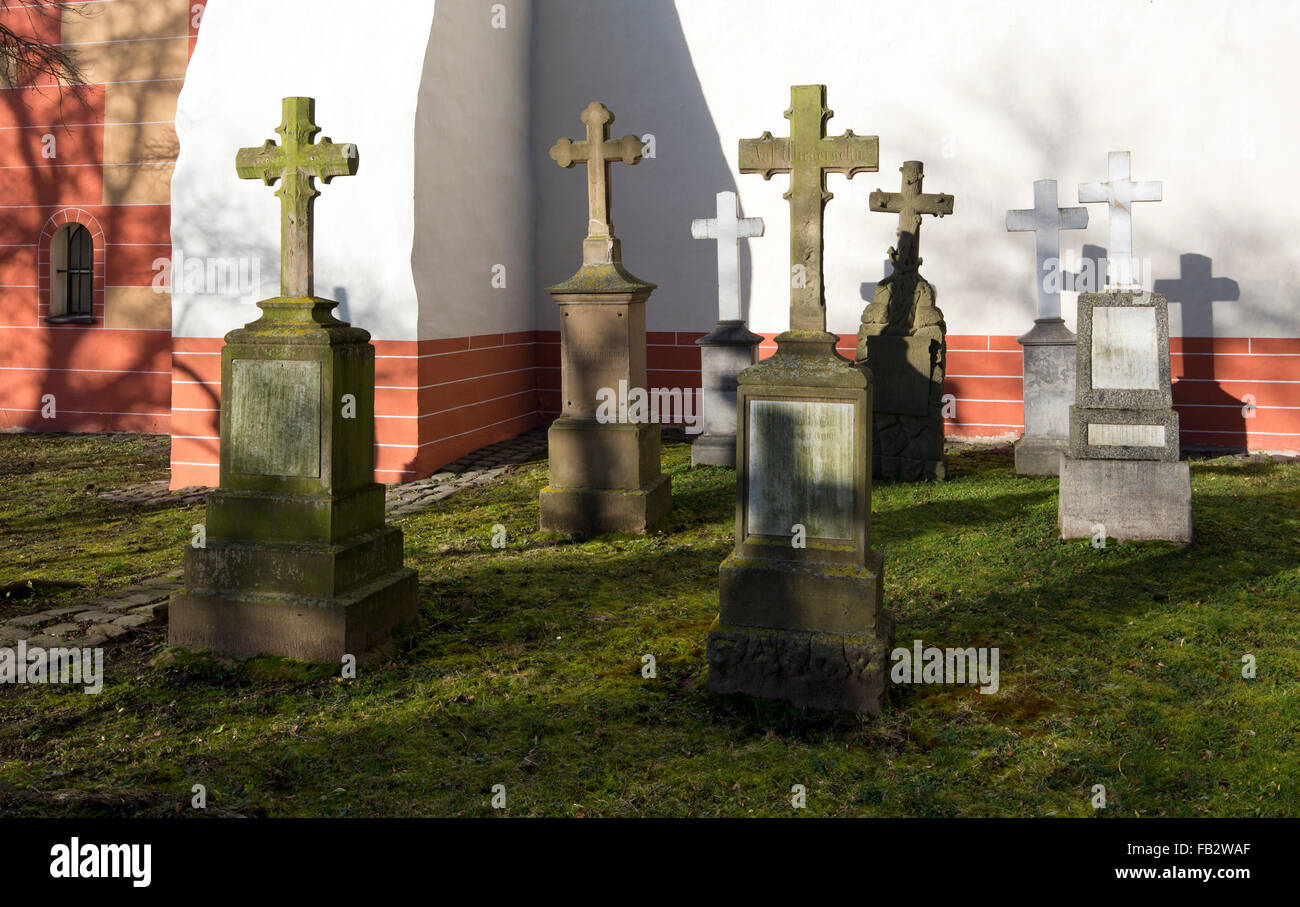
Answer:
xmin=529 ymin=0 xmax=1299 ymax=453
xmin=166 ymin=0 xmax=437 ymax=487
xmin=0 ymin=0 xmax=193 ymax=436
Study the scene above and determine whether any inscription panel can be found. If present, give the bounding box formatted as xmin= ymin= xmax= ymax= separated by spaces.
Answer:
xmin=1091 ymin=306 xmax=1158 ymax=390
xmin=229 ymin=359 xmax=322 ymax=477
xmin=747 ymin=399 xmax=855 ymax=540
xmin=1088 ymin=423 xmax=1166 ymax=448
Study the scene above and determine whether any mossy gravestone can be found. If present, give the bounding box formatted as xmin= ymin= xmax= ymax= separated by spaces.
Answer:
xmin=540 ymin=101 xmax=670 ymax=534
xmin=857 ymin=161 xmax=953 ymax=481
xmin=1059 ymin=152 xmax=1192 ymax=545
xmin=169 ymin=97 xmax=417 ymax=662
xmin=708 ymin=84 xmax=894 ymax=714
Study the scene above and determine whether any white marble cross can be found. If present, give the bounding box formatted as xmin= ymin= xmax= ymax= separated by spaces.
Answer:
xmin=1007 ymin=179 xmax=1088 ymax=320
xmin=1078 ymin=151 xmax=1162 ymax=291
xmin=691 ymin=190 xmax=764 ymax=322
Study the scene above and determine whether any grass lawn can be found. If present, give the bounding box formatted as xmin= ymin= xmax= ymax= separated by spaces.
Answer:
xmin=1 ymin=431 xmax=1297 ymax=817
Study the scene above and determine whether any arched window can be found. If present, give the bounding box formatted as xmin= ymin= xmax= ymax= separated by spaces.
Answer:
xmin=48 ymin=223 xmax=94 ymax=322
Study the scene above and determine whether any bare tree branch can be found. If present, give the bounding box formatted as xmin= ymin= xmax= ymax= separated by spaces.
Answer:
xmin=0 ymin=1 xmax=85 ymax=88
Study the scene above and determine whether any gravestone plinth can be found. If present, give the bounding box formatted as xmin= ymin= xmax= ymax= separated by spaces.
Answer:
xmin=709 ymin=85 xmax=892 ymax=714
xmin=693 ymin=321 xmax=761 ymax=467
xmin=539 ymin=102 xmax=670 ymax=534
xmin=1015 ymin=318 xmax=1076 ymax=475
xmin=170 ymin=299 xmax=418 ymax=660
xmin=711 ymin=331 xmax=891 ymax=712
xmin=1058 ymin=291 xmax=1191 ymax=544
xmin=170 ymin=98 xmax=416 ymax=661
xmin=857 ymin=161 xmax=953 ymax=482
xmin=1007 ymin=179 xmax=1088 ymax=475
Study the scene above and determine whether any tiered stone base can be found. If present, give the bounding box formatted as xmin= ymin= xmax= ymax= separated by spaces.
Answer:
xmin=1058 ymin=456 xmax=1193 ymax=545
xmin=169 ymin=525 xmax=418 ymax=662
xmin=873 ymin=412 xmax=945 ymax=481
xmin=540 ymin=417 xmax=671 ymax=534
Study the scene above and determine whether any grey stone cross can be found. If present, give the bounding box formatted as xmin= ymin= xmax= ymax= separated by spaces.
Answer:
xmin=1078 ymin=152 xmax=1161 ymax=291
xmin=1007 ymin=179 xmax=1088 ymax=320
xmin=691 ymin=190 xmax=764 ymax=322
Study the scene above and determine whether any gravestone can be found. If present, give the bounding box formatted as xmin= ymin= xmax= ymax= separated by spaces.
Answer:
xmin=857 ymin=161 xmax=954 ymax=481
xmin=690 ymin=190 xmax=764 ymax=467
xmin=539 ymin=101 xmax=670 ymax=534
xmin=169 ymin=97 xmax=418 ymax=661
xmin=1059 ymin=151 xmax=1192 ymax=545
xmin=1007 ymin=179 xmax=1088 ymax=475
xmin=708 ymin=84 xmax=893 ymax=714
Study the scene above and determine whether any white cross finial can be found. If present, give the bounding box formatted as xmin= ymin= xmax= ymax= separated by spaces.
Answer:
xmin=691 ymin=190 xmax=764 ymax=322
xmin=1078 ymin=151 xmax=1162 ymax=291
xmin=1007 ymin=178 xmax=1088 ymax=320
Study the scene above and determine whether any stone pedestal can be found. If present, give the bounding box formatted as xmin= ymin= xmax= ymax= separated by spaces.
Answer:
xmin=1015 ymin=317 xmax=1076 ymax=475
xmin=539 ymin=265 xmax=670 ymax=534
xmin=708 ymin=331 xmax=892 ymax=713
xmin=692 ymin=320 xmax=761 ymax=467
xmin=1058 ymin=290 xmax=1192 ymax=545
xmin=1059 ymin=457 xmax=1192 ymax=544
xmin=169 ymin=298 xmax=418 ymax=661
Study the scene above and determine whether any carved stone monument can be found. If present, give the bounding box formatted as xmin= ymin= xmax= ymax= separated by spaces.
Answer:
xmin=690 ymin=190 xmax=763 ymax=467
xmin=857 ymin=161 xmax=953 ymax=481
xmin=707 ymin=84 xmax=893 ymax=714
xmin=1059 ymin=152 xmax=1192 ymax=545
xmin=1007 ymin=179 xmax=1089 ymax=475
xmin=539 ymin=101 xmax=670 ymax=534
xmin=169 ymin=97 xmax=418 ymax=661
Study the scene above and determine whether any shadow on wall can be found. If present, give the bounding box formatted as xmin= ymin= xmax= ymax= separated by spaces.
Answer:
xmin=1155 ymin=252 xmax=1245 ymax=453
xmin=531 ymin=0 xmax=742 ymax=333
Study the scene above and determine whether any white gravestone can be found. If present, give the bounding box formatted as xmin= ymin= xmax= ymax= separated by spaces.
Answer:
xmin=1007 ymin=179 xmax=1088 ymax=475
xmin=1060 ymin=152 xmax=1190 ymax=544
xmin=690 ymin=190 xmax=764 ymax=467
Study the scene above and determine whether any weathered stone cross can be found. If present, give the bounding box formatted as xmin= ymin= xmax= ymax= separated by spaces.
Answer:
xmin=1078 ymin=151 xmax=1161 ymax=291
xmin=691 ymin=190 xmax=764 ymax=322
xmin=550 ymin=101 xmax=644 ymax=267
xmin=236 ymin=96 xmax=358 ymax=299
xmin=870 ymin=161 xmax=953 ymax=272
xmin=1007 ymin=178 xmax=1089 ymax=320
xmin=739 ymin=84 xmax=877 ymax=333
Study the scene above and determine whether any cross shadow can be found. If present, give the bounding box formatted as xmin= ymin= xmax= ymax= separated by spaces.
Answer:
xmin=1155 ymin=253 xmax=1245 ymax=453
xmin=1064 ymin=243 xmax=1107 ymax=296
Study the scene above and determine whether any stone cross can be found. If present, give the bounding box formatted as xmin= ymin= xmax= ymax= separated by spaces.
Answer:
xmin=1078 ymin=151 xmax=1161 ymax=291
xmin=550 ymin=101 xmax=644 ymax=267
xmin=870 ymin=160 xmax=953 ymax=271
xmin=236 ymin=96 xmax=358 ymax=299
xmin=691 ymin=190 xmax=764 ymax=322
xmin=1007 ymin=179 xmax=1089 ymax=321
xmin=739 ymin=84 xmax=877 ymax=333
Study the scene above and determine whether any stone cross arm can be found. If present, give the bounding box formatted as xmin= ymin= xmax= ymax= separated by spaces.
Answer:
xmin=235 ymin=96 xmax=358 ymax=299
xmin=737 ymin=84 xmax=878 ymax=333
xmin=691 ymin=190 xmax=764 ymax=323
xmin=550 ymin=101 xmax=644 ymax=266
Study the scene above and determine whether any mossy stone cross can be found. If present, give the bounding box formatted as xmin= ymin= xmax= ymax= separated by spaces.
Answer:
xmin=739 ymin=85 xmax=878 ymax=333
xmin=236 ymin=96 xmax=358 ymax=299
